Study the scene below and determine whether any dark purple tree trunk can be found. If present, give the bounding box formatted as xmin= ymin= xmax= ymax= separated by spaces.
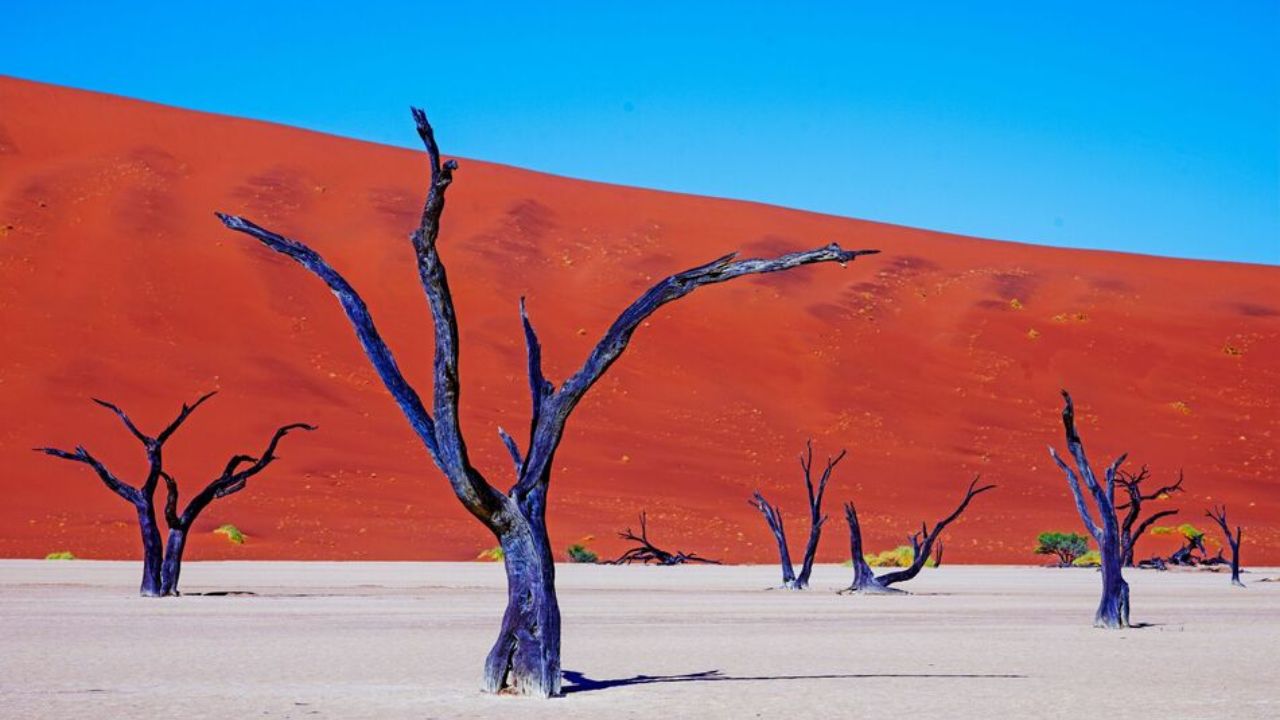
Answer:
xmin=136 ymin=504 xmax=165 ymax=597
xmin=39 ymin=394 xmax=312 ymax=599
xmin=1206 ymin=506 xmax=1245 ymax=588
xmin=841 ymin=477 xmax=994 ymax=594
xmin=217 ymin=107 xmax=877 ymax=697
xmin=159 ymin=527 xmax=188 ymax=597
xmin=483 ymin=498 xmax=561 ymax=695
xmin=748 ymin=443 xmax=845 ymax=590
xmin=1048 ymin=391 xmax=1131 ymax=629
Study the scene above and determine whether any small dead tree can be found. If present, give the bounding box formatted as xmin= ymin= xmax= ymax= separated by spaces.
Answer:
xmin=749 ymin=442 xmax=846 ymax=589
xmin=1116 ymin=465 xmax=1183 ymax=566
xmin=609 ymin=512 xmax=721 ymax=565
xmin=1205 ymin=505 xmax=1245 ymax=588
xmin=37 ymin=394 xmax=313 ymax=596
xmin=216 ymin=107 xmax=877 ymax=697
xmin=1047 ymin=390 xmax=1130 ymax=629
xmin=841 ymin=476 xmax=995 ymax=594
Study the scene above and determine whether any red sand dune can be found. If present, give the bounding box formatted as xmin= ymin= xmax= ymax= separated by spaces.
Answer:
xmin=1 ymin=76 xmax=1276 ymax=565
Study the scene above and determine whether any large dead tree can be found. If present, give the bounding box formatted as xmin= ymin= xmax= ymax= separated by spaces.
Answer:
xmin=1115 ymin=465 xmax=1183 ymax=567
xmin=37 ymin=394 xmax=312 ymax=596
xmin=1205 ymin=505 xmax=1245 ymax=588
xmin=1047 ymin=390 xmax=1130 ymax=629
xmin=609 ymin=512 xmax=721 ymax=565
xmin=215 ymin=107 xmax=878 ymax=698
xmin=749 ymin=442 xmax=846 ymax=589
xmin=841 ymin=476 xmax=995 ymax=594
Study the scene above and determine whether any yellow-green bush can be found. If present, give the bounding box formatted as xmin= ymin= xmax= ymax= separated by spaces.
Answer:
xmin=1072 ymin=550 xmax=1101 ymax=567
xmin=213 ymin=524 xmax=245 ymax=544
xmin=44 ymin=551 xmax=75 ymax=560
xmin=477 ymin=546 xmax=504 ymax=561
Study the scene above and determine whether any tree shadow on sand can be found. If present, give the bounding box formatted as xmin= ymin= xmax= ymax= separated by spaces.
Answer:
xmin=561 ymin=669 xmax=1026 ymax=694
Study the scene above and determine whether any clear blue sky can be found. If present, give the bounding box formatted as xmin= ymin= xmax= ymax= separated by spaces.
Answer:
xmin=4 ymin=2 xmax=1277 ymax=264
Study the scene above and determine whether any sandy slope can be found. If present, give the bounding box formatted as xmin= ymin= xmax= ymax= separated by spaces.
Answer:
xmin=1 ymin=561 xmax=1277 ymax=719
xmin=1 ymin=76 xmax=1277 ymax=564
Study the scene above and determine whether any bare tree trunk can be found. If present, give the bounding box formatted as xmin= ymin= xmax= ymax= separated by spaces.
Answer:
xmin=842 ymin=501 xmax=900 ymax=594
xmin=136 ymin=503 xmax=164 ymax=597
xmin=159 ymin=526 xmax=188 ymax=597
xmin=750 ymin=491 xmax=798 ymax=588
xmin=1048 ymin=390 xmax=1132 ymax=629
xmin=483 ymin=500 xmax=561 ymax=696
xmin=1096 ymin=534 xmax=1130 ymax=628
xmin=1206 ymin=506 xmax=1245 ymax=588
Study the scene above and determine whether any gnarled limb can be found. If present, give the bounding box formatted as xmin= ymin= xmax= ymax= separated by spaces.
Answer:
xmin=842 ymin=476 xmax=995 ymax=594
xmin=36 ymin=446 xmax=141 ymax=505
xmin=1048 ymin=391 xmax=1130 ymax=628
xmin=1205 ymin=505 xmax=1245 ymax=588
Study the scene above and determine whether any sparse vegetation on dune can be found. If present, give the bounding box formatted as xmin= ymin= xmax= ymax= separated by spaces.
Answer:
xmin=214 ymin=524 xmax=246 ymax=545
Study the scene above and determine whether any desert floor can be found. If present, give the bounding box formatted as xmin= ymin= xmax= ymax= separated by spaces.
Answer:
xmin=1 ymin=561 xmax=1277 ymax=719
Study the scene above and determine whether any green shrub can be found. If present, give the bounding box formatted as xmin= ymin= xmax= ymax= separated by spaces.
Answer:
xmin=477 ymin=545 xmax=504 ymax=562
xmin=213 ymin=524 xmax=245 ymax=544
xmin=566 ymin=544 xmax=598 ymax=564
xmin=1072 ymin=550 xmax=1101 ymax=567
xmin=1034 ymin=531 xmax=1090 ymax=566
xmin=44 ymin=551 xmax=75 ymax=560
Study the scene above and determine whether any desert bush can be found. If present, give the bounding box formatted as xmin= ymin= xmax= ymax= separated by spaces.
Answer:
xmin=1072 ymin=550 xmax=1101 ymax=567
xmin=1034 ymin=531 xmax=1090 ymax=566
xmin=213 ymin=524 xmax=245 ymax=544
xmin=865 ymin=545 xmax=914 ymax=567
xmin=477 ymin=546 xmax=504 ymax=562
xmin=44 ymin=551 xmax=75 ymax=560
xmin=862 ymin=545 xmax=938 ymax=568
xmin=566 ymin=544 xmax=598 ymax=564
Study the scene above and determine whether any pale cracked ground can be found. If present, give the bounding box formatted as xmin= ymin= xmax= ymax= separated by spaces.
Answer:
xmin=1 ymin=561 xmax=1277 ymax=719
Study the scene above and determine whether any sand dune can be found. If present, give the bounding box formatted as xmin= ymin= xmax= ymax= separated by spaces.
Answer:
xmin=1 ymin=76 xmax=1276 ymax=564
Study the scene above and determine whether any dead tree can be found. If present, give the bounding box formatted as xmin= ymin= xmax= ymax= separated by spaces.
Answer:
xmin=749 ymin=442 xmax=845 ymax=589
xmin=1115 ymin=465 xmax=1183 ymax=566
xmin=1205 ymin=505 xmax=1245 ymax=588
xmin=609 ymin=512 xmax=721 ymax=565
xmin=841 ymin=476 xmax=995 ymax=594
xmin=37 ymin=394 xmax=312 ymax=596
xmin=1047 ymin=390 xmax=1130 ymax=629
xmin=215 ymin=107 xmax=877 ymax=698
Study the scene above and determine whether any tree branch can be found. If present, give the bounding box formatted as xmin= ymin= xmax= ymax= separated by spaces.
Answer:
xmin=36 ymin=446 xmax=140 ymax=505
xmin=91 ymin=398 xmax=150 ymax=445
xmin=156 ymin=391 xmax=218 ymax=445
xmin=514 ymin=244 xmax=878 ymax=499
xmin=875 ymin=476 xmax=996 ymax=586
xmin=177 ymin=423 xmax=316 ymax=527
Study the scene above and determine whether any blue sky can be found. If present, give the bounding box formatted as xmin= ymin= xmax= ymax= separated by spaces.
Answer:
xmin=4 ymin=2 xmax=1277 ymax=264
